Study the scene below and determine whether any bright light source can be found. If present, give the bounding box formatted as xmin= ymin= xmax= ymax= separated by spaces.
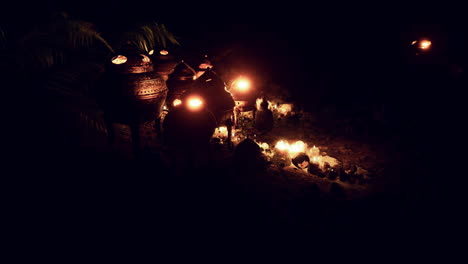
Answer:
xmin=173 ymin=99 xmax=182 ymax=106
xmin=148 ymin=50 xmax=154 ymax=55
xmin=111 ymin=55 xmax=127 ymax=64
xmin=160 ymin=50 xmax=169 ymax=55
xmin=419 ymin=39 xmax=431 ymax=50
xmin=411 ymin=40 xmax=417 ymax=45
xmin=186 ymin=96 xmax=204 ymax=111
xmin=234 ymin=77 xmax=251 ymax=92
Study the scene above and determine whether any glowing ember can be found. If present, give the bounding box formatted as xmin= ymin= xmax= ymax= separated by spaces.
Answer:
xmin=160 ymin=50 xmax=169 ymax=55
xmin=173 ymin=99 xmax=182 ymax=106
xmin=419 ymin=39 xmax=431 ymax=50
xmin=111 ymin=55 xmax=127 ymax=64
xmin=186 ymin=96 xmax=203 ymax=111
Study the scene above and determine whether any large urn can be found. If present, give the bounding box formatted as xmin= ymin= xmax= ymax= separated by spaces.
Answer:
xmin=97 ymin=44 xmax=168 ymax=125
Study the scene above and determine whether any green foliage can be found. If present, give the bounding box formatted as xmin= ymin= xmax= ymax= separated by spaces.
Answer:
xmin=116 ymin=21 xmax=180 ymax=53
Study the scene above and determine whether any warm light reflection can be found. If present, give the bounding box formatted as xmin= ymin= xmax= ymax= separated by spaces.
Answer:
xmin=111 ymin=55 xmax=127 ymax=64
xmin=173 ymin=99 xmax=182 ymax=107
xmin=148 ymin=50 xmax=154 ymax=55
xmin=141 ymin=54 xmax=151 ymax=63
xmin=186 ymin=96 xmax=204 ymax=111
xmin=160 ymin=50 xmax=169 ymax=55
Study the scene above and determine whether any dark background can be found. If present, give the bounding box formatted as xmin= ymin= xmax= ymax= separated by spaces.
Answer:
xmin=1 ymin=1 xmax=467 ymax=251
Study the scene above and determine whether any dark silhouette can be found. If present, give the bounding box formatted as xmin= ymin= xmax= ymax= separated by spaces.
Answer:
xmin=254 ymin=97 xmax=274 ymax=133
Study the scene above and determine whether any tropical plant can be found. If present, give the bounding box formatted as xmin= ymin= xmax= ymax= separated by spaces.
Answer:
xmin=15 ymin=11 xmax=114 ymax=74
xmin=111 ymin=21 xmax=180 ymax=53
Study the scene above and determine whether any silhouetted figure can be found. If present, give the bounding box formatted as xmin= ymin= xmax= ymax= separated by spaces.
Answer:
xmin=254 ymin=97 xmax=274 ymax=133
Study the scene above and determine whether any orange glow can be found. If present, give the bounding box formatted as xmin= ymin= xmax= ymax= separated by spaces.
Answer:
xmin=141 ymin=54 xmax=151 ymax=63
xmin=173 ymin=99 xmax=182 ymax=106
xmin=111 ymin=55 xmax=127 ymax=64
xmin=160 ymin=50 xmax=169 ymax=55
xmin=411 ymin=40 xmax=417 ymax=45
xmin=275 ymin=140 xmax=307 ymax=156
xmin=186 ymin=96 xmax=204 ymax=111
xmin=148 ymin=50 xmax=154 ymax=55
xmin=419 ymin=39 xmax=431 ymax=50
xmin=234 ymin=77 xmax=251 ymax=92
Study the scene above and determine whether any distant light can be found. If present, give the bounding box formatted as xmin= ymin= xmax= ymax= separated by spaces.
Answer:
xmin=111 ymin=55 xmax=127 ymax=64
xmin=186 ymin=96 xmax=204 ymax=111
xmin=160 ymin=50 xmax=169 ymax=55
xmin=411 ymin=40 xmax=417 ymax=45
xmin=148 ymin=50 xmax=154 ymax=55
xmin=234 ymin=77 xmax=251 ymax=92
xmin=173 ymin=99 xmax=182 ymax=106
xmin=419 ymin=39 xmax=431 ymax=50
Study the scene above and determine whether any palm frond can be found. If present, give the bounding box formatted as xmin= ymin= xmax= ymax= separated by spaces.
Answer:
xmin=116 ymin=21 xmax=180 ymax=53
xmin=17 ymin=13 xmax=113 ymax=72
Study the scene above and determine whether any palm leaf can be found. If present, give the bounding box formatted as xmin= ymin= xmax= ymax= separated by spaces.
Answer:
xmin=116 ymin=21 xmax=180 ymax=53
xmin=17 ymin=12 xmax=114 ymax=72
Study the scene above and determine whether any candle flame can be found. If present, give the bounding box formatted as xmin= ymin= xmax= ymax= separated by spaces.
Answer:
xmin=173 ymin=99 xmax=182 ymax=106
xmin=186 ymin=96 xmax=204 ymax=111
xmin=419 ymin=39 xmax=431 ymax=50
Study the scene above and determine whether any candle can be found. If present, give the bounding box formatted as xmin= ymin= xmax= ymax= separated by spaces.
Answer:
xmin=309 ymin=145 xmax=320 ymax=163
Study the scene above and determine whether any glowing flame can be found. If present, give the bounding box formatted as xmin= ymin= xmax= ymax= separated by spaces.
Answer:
xmin=275 ymin=140 xmax=290 ymax=151
xmin=235 ymin=78 xmax=251 ymax=92
xmin=419 ymin=39 xmax=431 ymax=50
xmin=186 ymin=96 xmax=204 ymax=111
xmin=111 ymin=55 xmax=127 ymax=64
xmin=277 ymin=104 xmax=293 ymax=115
xmin=160 ymin=50 xmax=169 ymax=55
xmin=275 ymin=140 xmax=307 ymax=155
xmin=173 ymin=99 xmax=182 ymax=107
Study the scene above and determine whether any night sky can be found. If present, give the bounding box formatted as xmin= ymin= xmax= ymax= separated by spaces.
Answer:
xmin=3 ymin=2 xmax=467 ymax=108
